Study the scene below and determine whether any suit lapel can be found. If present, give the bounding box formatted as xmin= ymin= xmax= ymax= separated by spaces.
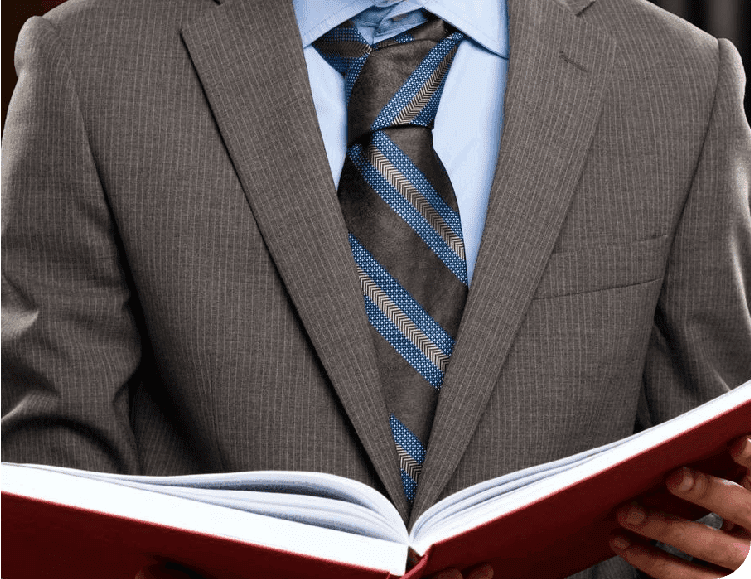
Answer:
xmin=412 ymin=0 xmax=616 ymax=523
xmin=181 ymin=0 xmax=410 ymax=517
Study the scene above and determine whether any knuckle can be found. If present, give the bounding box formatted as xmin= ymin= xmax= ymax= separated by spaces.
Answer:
xmin=649 ymin=515 xmax=682 ymax=542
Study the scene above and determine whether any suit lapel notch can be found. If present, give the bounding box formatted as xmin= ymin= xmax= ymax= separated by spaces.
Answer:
xmin=180 ymin=0 xmax=409 ymax=517
xmin=411 ymin=0 xmax=616 ymax=522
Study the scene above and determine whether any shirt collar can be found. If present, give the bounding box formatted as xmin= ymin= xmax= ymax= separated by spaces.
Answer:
xmin=293 ymin=0 xmax=509 ymax=58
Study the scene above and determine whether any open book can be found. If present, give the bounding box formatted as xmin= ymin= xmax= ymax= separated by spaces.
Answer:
xmin=3 ymin=381 xmax=750 ymax=579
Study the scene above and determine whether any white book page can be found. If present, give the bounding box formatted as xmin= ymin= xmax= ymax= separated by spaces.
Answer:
xmin=410 ymin=381 xmax=751 ymax=554
xmin=8 ymin=464 xmax=408 ymax=544
xmin=410 ymin=440 xmax=623 ymax=539
xmin=2 ymin=464 xmax=410 ymax=575
xmin=119 ymin=486 xmax=402 ymax=542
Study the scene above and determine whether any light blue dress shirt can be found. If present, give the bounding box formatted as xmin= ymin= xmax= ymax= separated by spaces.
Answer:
xmin=292 ymin=0 xmax=509 ymax=284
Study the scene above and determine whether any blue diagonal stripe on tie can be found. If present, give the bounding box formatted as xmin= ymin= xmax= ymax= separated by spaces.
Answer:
xmin=359 ymin=266 xmax=450 ymax=374
xmin=400 ymin=471 xmax=418 ymax=503
xmin=390 ymin=414 xmax=426 ymax=462
xmin=364 ymin=142 xmax=464 ymax=260
xmin=344 ymin=55 xmax=369 ymax=106
xmin=407 ymin=58 xmax=454 ymax=127
xmin=371 ymin=132 xmax=464 ymax=241
xmin=351 ymin=235 xmax=455 ymax=357
xmin=391 ymin=43 xmax=459 ymax=128
xmin=363 ymin=295 xmax=444 ymax=387
xmin=390 ymin=414 xmax=425 ymax=502
xmin=372 ymin=32 xmax=464 ymax=131
xmin=349 ymin=144 xmax=468 ymax=284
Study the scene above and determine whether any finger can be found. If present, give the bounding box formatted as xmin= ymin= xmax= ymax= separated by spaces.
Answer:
xmin=666 ymin=467 xmax=751 ymax=530
xmin=616 ymin=502 xmax=750 ymax=570
xmin=730 ymin=435 xmax=751 ymax=491
xmin=610 ymin=534 xmax=727 ymax=579
xmin=730 ymin=436 xmax=751 ymax=472
xmin=464 ymin=563 xmax=494 ymax=579
xmin=730 ymin=437 xmax=751 ymax=492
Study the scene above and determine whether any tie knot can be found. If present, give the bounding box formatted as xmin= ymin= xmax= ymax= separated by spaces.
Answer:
xmin=314 ymin=18 xmax=464 ymax=145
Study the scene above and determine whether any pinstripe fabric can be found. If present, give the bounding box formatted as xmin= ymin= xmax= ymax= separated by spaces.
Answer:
xmin=2 ymin=0 xmax=750 ymax=576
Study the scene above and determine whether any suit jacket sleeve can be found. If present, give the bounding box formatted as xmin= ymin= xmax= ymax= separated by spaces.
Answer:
xmin=1 ymin=16 xmax=142 ymax=473
xmin=640 ymin=38 xmax=751 ymax=428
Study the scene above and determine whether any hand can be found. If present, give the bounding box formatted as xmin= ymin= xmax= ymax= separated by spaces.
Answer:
xmin=428 ymin=563 xmax=494 ymax=579
xmin=610 ymin=435 xmax=751 ymax=578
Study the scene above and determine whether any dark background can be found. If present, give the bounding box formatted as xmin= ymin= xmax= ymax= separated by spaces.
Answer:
xmin=2 ymin=0 xmax=750 ymax=131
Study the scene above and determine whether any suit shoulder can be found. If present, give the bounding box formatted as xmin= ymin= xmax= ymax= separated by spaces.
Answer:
xmin=44 ymin=0 xmax=211 ymax=24
xmin=581 ymin=0 xmax=721 ymax=103
xmin=40 ymin=0 xmax=212 ymax=49
xmin=584 ymin=0 xmax=718 ymax=66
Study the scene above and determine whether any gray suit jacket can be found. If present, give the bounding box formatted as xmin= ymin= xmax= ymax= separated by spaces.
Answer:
xmin=3 ymin=0 xmax=750 ymax=576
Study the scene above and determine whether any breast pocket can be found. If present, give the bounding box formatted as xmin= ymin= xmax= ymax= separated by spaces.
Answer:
xmin=498 ymin=236 xmax=670 ymax=447
xmin=488 ymin=236 xmax=671 ymax=466
xmin=533 ymin=235 xmax=669 ymax=299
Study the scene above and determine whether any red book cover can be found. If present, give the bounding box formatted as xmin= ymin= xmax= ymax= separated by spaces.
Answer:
xmin=2 ymin=493 xmax=392 ymax=579
xmin=3 ymin=387 xmax=749 ymax=579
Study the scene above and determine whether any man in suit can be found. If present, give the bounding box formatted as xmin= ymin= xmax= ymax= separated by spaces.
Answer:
xmin=2 ymin=0 xmax=750 ymax=577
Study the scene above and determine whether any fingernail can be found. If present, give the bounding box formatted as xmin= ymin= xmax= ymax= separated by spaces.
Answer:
xmin=668 ymin=467 xmax=695 ymax=492
xmin=611 ymin=535 xmax=630 ymax=551
xmin=625 ymin=504 xmax=646 ymax=526
xmin=678 ymin=467 xmax=695 ymax=492
xmin=742 ymin=437 xmax=751 ymax=458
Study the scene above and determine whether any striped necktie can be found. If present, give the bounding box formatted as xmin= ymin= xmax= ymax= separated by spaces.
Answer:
xmin=315 ymin=18 xmax=467 ymax=505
